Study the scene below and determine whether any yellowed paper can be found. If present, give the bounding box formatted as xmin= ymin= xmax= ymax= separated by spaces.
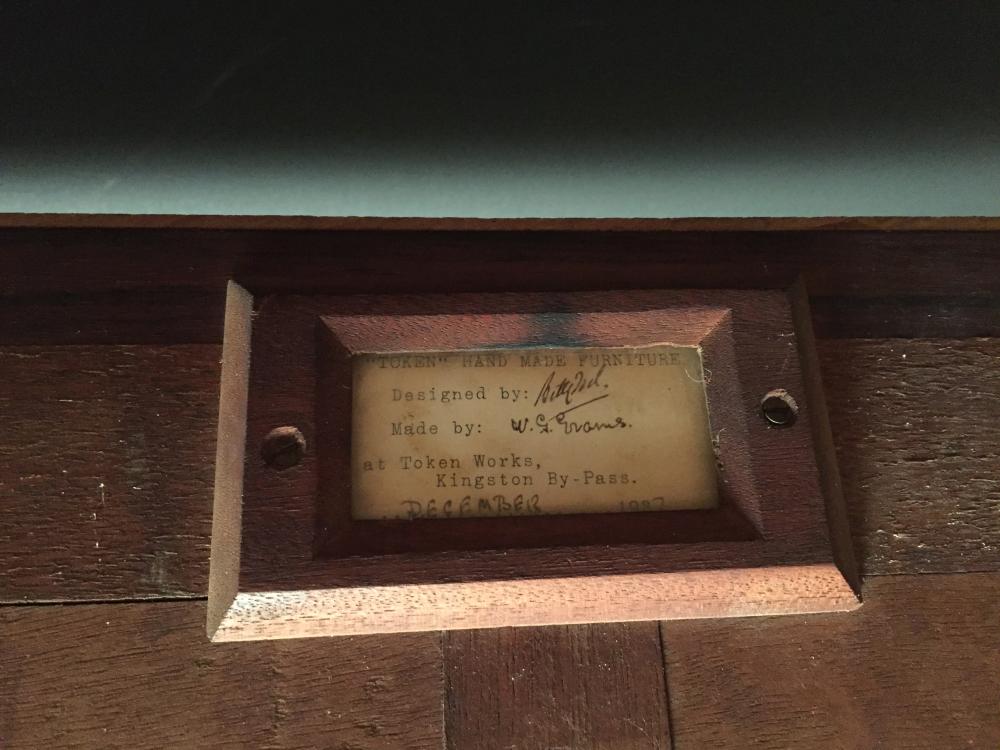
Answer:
xmin=351 ymin=345 xmax=719 ymax=519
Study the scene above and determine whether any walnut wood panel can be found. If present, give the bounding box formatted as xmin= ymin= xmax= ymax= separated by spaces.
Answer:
xmin=4 ymin=289 xmax=1000 ymax=345
xmin=819 ymin=338 xmax=1000 ymax=575
xmin=445 ymin=622 xmax=670 ymax=750
xmin=661 ymin=572 xmax=1000 ymax=749
xmin=0 ymin=289 xmax=225 ymax=345
xmin=3 ymin=338 xmax=997 ymax=603
xmin=811 ymin=295 xmax=1000 ymax=339
xmin=0 ymin=602 xmax=444 ymax=750
xmin=0 ymin=345 xmax=219 ymax=602
xmin=0 ymin=227 xmax=996 ymax=748
xmin=2 ymin=229 xmax=999 ymax=298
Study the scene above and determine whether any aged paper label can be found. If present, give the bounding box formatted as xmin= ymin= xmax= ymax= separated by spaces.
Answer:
xmin=351 ymin=345 xmax=719 ymax=519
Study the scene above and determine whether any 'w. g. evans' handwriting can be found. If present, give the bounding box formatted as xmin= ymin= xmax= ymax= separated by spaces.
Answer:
xmin=511 ymin=392 xmax=630 ymax=436
xmin=534 ymin=364 xmax=608 ymax=407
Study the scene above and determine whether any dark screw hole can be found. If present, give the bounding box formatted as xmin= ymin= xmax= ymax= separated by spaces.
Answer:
xmin=261 ymin=426 xmax=306 ymax=469
xmin=761 ymin=390 xmax=798 ymax=427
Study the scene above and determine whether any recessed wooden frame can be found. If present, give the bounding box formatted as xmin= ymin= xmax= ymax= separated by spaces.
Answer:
xmin=208 ymin=283 xmax=859 ymax=641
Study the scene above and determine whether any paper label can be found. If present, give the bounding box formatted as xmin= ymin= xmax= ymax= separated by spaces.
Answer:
xmin=351 ymin=345 xmax=719 ymax=519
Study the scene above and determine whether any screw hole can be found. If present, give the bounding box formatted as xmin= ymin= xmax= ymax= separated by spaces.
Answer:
xmin=761 ymin=390 xmax=798 ymax=427
xmin=261 ymin=426 xmax=306 ymax=469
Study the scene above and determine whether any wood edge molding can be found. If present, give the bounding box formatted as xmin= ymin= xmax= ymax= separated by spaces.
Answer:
xmin=789 ymin=281 xmax=862 ymax=595
xmin=207 ymin=281 xmax=253 ymax=639
xmin=210 ymin=564 xmax=860 ymax=641
xmin=2 ymin=213 xmax=1000 ymax=232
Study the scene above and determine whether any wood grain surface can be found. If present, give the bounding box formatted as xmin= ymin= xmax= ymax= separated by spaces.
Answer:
xmin=6 ymin=574 xmax=997 ymax=748
xmin=4 ymin=338 xmax=995 ymax=603
xmin=820 ymin=339 xmax=1000 ymax=575
xmin=0 ymin=345 xmax=219 ymax=602
xmin=1 ymin=227 xmax=997 ymax=749
xmin=0 ymin=289 xmax=224 ymax=345
xmin=2 ymin=229 xmax=999 ymax=300
xmin=0 ymin=602 xmax=444 ymax=750
xmin=445 ymin=622 xmax=671 ymax=750
xmin=661 ymin=572 xmax=1000 ymax=749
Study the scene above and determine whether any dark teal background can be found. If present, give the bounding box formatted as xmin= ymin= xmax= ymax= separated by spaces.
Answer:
xmin=2 ymin=2 xmax=998 ymax=217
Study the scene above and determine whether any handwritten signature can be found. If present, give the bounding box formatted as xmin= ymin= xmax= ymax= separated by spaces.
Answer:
xmin=534 ymin=364 xmax=608 ymax=407
xmin=512 ymin=365 xmax=629 ymax=434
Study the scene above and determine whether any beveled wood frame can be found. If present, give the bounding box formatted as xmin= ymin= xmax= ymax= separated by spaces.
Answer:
xmin=208 ymin=282 xmax=859 ymax=641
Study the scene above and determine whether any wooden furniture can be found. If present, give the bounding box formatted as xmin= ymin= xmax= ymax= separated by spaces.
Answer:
xmin=1 ymin=218 xmax=998 ymax=748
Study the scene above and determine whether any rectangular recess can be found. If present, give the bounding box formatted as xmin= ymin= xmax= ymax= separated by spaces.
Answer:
xmin=350 ymin=344 xmax=720 ymax=521
xmin=316 ymin=303 xmax=760 ymax=557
